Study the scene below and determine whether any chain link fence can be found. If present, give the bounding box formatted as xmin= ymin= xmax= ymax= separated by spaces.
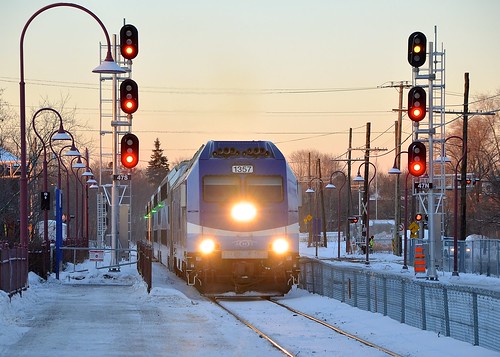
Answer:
xmin=409 ymin=238 xmax=500 ymax=277
xmin=299 ymin=257 xmax=500 ymax=352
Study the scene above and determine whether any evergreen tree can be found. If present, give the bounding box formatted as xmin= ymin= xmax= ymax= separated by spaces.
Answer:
xmin=146 ymin=138 xmax=170 ymax=186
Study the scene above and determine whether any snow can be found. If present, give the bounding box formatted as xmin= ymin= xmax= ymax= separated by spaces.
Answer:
xmin=1 ymin=243 xmax=499 ymax=356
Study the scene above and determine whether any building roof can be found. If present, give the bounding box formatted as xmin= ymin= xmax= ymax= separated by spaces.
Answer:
xmin=0 ymin=147 xmax=20 ymax=163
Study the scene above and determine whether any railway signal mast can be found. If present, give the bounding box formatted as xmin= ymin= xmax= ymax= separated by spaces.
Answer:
xmin=407 ymin=29 xmax=442 ymax=280
xmin=97 ymin=22 xmax=140 ymax=269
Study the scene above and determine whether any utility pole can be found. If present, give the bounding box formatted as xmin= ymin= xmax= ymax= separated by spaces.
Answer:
xmin=393 ymin=82 xmax=410 ymax=255
xmin=460 ymin=73 xmax=469 ymax=241
xmin=394 ymin=119 xmax=402 ymax=255
xmin=381 ymin=81 xmax=411 ymax=256
xmin=362 ymin=123 xmax=371 ymax=242
xmin=346 ymin=128 xmax=353 ymax=253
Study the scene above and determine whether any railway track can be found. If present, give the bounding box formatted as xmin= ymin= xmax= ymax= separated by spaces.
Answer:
xmin=211 ymin=297 xmax=402 ymax=357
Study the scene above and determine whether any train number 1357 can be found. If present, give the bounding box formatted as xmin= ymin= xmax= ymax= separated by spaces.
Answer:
xmin=232 ymin=165 xmax=254 ymax=173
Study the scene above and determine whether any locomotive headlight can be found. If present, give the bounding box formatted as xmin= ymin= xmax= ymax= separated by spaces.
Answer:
xmin=199 ymin=238 xmax=216 ymax=254
xmin=272 ymin=238 xmax=289 ymax=255
xmin=231 ymin=202 xmax=257 ymax=222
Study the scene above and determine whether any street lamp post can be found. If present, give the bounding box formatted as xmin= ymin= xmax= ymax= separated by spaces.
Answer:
xmin=49 ymin=130 xmax=80 ymax=272
xmin=353 ymin=162 xmax=377 ymax=265
xmin=32 ymin=107 xmax=72 ymax=246
xmin=325 ymin=171 xmax=347 ymax=259
xmin=305 ymin=177 xmax=326 ymax=257
xmin=71 ymin=156 xmax=85 ymax=240
xmin=81 ymin=168 xmax=96 ymax=246
xmin=72 ymin=154 xmax=97 ymax=246
xmin=49 ymin=130 xmax=80 ymax=279
xmin=19 ymin=3 xmax=125 ymax=249
xmin=57 ymin=144 xmax=81 ymax=241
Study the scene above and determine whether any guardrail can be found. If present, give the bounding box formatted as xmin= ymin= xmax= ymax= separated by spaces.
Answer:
xmin=137 ymin=241 xmax=152 ymax=293
xmin=0 ymin=243 xmax=28 ymax=297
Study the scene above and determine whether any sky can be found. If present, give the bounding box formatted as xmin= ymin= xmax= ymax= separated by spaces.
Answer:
xmin=1 ymin=243 xmax=499 ymax=356
xmin=2 ymin=1 xmax=500 ymax=170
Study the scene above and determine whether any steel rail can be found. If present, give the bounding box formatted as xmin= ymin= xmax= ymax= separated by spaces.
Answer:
xmin=270 ymin=299 xmax=403 ymax=357
xmin=211 ymin=298 xmax=294 ymax=357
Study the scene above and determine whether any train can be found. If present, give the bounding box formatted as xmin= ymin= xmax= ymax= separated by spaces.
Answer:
xmin=145 ymin=140 xmax=300 ymax=296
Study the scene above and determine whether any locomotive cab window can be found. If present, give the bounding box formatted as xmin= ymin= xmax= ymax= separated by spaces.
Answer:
xmin=203 ymin=176 xmax=240 ymax=202
xmin=246 ymin=176 xmax=283 ymax=202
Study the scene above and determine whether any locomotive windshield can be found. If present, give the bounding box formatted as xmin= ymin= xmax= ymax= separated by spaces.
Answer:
xmin=246 ymin=176 xmax=283 ymax=202
xmin=203 ymin=175 xmax=283 ymax=203
xmin=203 ymin=176 xmax=240 ymax=202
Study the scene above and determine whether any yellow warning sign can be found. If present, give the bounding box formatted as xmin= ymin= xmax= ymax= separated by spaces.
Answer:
xmin=408 ymin=221 xmax=419 ymax=233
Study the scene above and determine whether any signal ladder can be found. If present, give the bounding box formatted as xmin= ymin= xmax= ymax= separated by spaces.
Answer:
xmin=412 ymin=28 xmax=447 ymax=240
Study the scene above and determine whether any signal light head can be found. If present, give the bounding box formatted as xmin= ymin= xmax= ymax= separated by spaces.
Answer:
xmin=120 ymin=24 xmax=138 ymax=60
xmin=408 ymin=31 xmax=427 ymax=67
xmin=408 ymin=86 xmax=426 ymax=122
xmin=348 ymin=216 xmax=359 ymax=224
xmin=120 ymin=79 xmax=139 ymax=114
xmin=121 ymin=133 xmax=139 ymax=169
xmin=408 ymin=141 xmax=427 ymax=177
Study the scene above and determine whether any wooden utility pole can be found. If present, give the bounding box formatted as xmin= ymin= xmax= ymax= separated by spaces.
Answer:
xmin=362 ymin=123 xmax=371 ymax=240
xmin=346 ymin=128 xmax=353 ymax=253
xmin=383 ymin=81 xmax=410 ymax=256
xmin=307 ymin=152 xmax=312 ymax=247
xmin=460 ymin=73 xmax=469 ymax=241
xmin=394 ymin=82 xmax=404 ymax=255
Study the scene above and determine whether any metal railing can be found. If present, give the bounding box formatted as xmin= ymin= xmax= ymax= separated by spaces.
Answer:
xmin=299 ymin=257 xmax=500 ymax=352
xmin=137 ymin=240 xmax=152 ymax=293
xmin=0 ymin=243 xmax=28 ymax=297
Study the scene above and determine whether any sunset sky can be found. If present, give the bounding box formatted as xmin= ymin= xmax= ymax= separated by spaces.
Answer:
xmin=2 ymin=0 xmax=500 ymax=170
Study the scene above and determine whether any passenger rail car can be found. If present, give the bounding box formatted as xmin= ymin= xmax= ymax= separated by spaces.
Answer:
xmin=145 ymin=141 xmax=300 ymax=295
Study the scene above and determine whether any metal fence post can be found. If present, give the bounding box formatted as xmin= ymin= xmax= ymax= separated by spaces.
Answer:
xmin=472 ymin=292 xmax=479 ymax=346
xmin=443 ymin=288 xmax=450 ymax=336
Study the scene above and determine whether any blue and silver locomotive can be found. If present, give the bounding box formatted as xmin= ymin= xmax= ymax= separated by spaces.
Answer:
xmin=146 ymin=140 xmax=300 ymax=295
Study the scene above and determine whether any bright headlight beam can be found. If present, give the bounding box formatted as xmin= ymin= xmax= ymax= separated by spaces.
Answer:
xmin=272 ymin=238 xmax=289 ymax=255
xmin=199 ymin=239 xmax=216 ymax=254
xmin=231 ymin=202 xmax=257 ymax=222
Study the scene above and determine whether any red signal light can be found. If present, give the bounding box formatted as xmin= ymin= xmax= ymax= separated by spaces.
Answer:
xmin=408 ymin=141 xmax=426 ymax=177
xmin=120 ymin=24 xmax=138 ymax=60
xmin=120 ymin=79 xmax=139 ymax=115
xmin=408 ymin=86 xmax=426 ymax=122
xmin=415 ymin=213 xmax=423 ymax=221
xmin=124 ymin=45 xmax=135 ymax=57
xmin=121 ymin=133 xmax=139 ymax=169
